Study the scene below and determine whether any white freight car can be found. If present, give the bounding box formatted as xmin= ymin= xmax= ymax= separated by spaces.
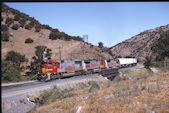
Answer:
xmin=117 ymin=58 xmax=137 ymax=67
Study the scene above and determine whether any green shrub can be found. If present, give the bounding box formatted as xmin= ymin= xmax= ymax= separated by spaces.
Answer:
xmin=14 ymin=14 xmax=20 ymax=21
xmin=41 ymin=24 xmax=52 ymax=30
xmin=144 ymin=56 xmax=152 ymax=70
xmin=51 ymin=28 xmax=59 ymax=32
xmin=25 ymin=24 xmax=32 ymax=30
xmin=2 ymin=32 xmax=10 ymax=41
xmin=29 ymin=21 xmax=35 ymax=27
xmin=1 ymin=24 xmax=8 ymax=31
xmin=2 ymin=60 xmax=22 ymax=82
xmin=35 ymin=25 xmax=41 ymax=32
xmin=11 ymin=24 xmax=19 ymax=30
xmin=19 ymin=19 xmax=26 ymax=28
xmin=25 ymin=38 xmax=34 ymax=43
xmin=71 ymin=36 xmax=83 ymax=41
xmin=5 ymin=50 xmax=27 ymax=70
xmin=151 ymin=30 xmax=169 ymax=60
xmin=49 ymin=31 xmax=62 ymax=40
xmin=5 ymin=17 xmax=14 ymax=27
xmin=2 ymin=64 xmax=22 ymax=82
xmin=38 ymin=86 xmax=76 ymax=105
xmin=98 ymin=42 xmax=104 ymax=48
xmin=29 ymin=46 xmax=52 ymax=74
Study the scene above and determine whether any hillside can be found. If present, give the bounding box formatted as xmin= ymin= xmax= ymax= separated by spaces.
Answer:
xmin=1 ymin=4 xmax=112 ymax=63
xmin=29 ymin=71 xmax=169 ymax=113
xmin=110 ymin=24 xmax=169 ymax=61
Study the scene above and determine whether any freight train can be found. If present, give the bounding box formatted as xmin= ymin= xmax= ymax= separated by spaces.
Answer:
xmin=37 ymin=58 xmax=137 ymax=81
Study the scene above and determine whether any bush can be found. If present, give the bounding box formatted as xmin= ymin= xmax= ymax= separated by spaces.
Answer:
xmin=29 ymin=21 xmax=35 ymax=27
xmin=71 ymin=36 xmax=83 ymax=41
xmin=41 ymin=24 xmax=52 ymax=30
xmin=25 ymin=24 xmax=32 ymax=30
xmin=1 ymin=24 xmax=8 ymax=31
xmin=19 ymin=19 xmax=26 ymax=28
xmin=25 ymin=38 xmax=34 ymax=43
xmin=144 ymin=56 xmax=152 ymax=70
xmin=89 ymin=83 xmax=100 ymax=93
xmin=29 ymin=46 xmax=52 ymax=74
xmin=14 ymin=14 xmax=20 ymax=21
xmin=11 ymin=24 xmax=19 ymax=30
xmin=35 ymin=25 xmax=41 ymax=32
xmin=2 ymin=32 xmax=10 ymax=41
xmin=5 ymin=51 xmax=27 ymax=70
xmin=5 ymin=17 xmax=14 ymax=27
xmin=51 ymin=28 xmax=59 ymax=32
xmin=38 ymin=86 xmax=76 ymax=105
xmin=151 ymin=30 xmax=169 ymax=60
xmin=2 ymin=64 xmax=22 ymax=82
xmin=49 ymin=31 xmax=62 ymax=40
xmin=98 ymin=42 xmax=104 ymax=48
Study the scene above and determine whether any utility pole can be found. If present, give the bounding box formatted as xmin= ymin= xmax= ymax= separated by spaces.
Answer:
xmin=59 ymin=46 xmax=61 ymax=60
xmin=43 ymin=51 xmax=47 ymax=60
xmin=82 ymin=35 xmax=88 ymax=60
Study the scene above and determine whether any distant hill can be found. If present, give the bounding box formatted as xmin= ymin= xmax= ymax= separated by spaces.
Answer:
xmin=110 ymin=24 xmax=169 ymax=61
xmin=1 ymin=4 xmax=112 ymax=63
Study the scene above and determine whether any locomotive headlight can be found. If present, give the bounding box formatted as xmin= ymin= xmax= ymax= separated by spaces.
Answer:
xmin=42 ymin=68 xmax=46 ymax=73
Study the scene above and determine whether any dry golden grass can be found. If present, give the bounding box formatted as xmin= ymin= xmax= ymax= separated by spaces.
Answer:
xmin=29 ymin=72 xmax=169 ymax=113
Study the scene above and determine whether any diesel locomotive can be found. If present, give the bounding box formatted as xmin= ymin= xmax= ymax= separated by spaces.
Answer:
xmin=37 ymin=58 xmax=137 ymax=81
xmin=37 ymin=59 xmax=120 ymax=81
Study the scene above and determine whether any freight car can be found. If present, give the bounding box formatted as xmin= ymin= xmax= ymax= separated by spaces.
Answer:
xmin=116 ymin=58 xmax=137 ymax=68
xmin=37 ymin=58 xmax=137 ymax=81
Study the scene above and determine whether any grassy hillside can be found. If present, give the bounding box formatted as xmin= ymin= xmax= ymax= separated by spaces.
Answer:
xmin=29 ymin=71 xmax=169 ymax=113
xmin=110 ymin=25 xmax=169 ymax=61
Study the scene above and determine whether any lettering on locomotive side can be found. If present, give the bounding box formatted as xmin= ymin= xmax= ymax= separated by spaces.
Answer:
xmin=91 ymin=63 xmax=99 ymax=67
xmin=65 ymin=64 xmax=75 ymax=70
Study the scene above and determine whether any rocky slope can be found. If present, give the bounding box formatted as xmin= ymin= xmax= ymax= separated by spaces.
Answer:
xmin=1 ymin=4 xmax=112 ymax=63
xmin=110 ymin=24 xmax=169 ymax=61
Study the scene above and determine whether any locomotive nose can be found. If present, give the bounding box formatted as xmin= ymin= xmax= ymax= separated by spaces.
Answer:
xmin=116 ymin=59 xmax=120 ymax=65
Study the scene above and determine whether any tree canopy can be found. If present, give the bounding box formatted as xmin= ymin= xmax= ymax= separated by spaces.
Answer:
xmin=98 ymin=42 xmax=104 ymax=48
xmin=151 ymin=30 xmax=169 ymax=60
xmin=29 ymin=46 xmax=52 ymax=74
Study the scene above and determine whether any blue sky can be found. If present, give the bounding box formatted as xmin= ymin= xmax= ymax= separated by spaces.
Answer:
xmin=5 ymin=2 xmax=169 ymax=47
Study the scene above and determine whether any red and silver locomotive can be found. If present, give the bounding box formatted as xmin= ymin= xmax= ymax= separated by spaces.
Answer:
xmin=37 ymin=57 xmax=137 ymax=81
xmin=37 ymin=59 xmax=120 ymax=81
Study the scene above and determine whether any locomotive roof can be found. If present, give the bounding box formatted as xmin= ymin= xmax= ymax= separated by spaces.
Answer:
xmin=43 ymin=60 xmax=59 ymax=63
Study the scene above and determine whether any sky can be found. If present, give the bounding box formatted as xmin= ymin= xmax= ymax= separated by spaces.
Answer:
xmin=5 ymin=2 xmax=169 ymax=47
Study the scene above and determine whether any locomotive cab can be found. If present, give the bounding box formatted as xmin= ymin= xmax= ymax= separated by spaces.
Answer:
xmin=37 ymin=60 xmax=60 ymax=81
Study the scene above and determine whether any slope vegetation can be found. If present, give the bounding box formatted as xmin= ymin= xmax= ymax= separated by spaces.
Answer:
xmin=1 ymin=4 xmax=112 ymax=62
xmin=110 ymin=25 xmax=169 ymax=61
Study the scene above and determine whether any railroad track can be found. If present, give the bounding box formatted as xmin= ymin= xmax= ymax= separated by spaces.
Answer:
xmin=2 ymin=63 xmax=144 ymax=90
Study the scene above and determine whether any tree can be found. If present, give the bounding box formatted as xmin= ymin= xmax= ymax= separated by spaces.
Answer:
xmin=143 ymin=56 xmax=152 ymax=70
xmin=29 ymin=46 xmax=52 ymax=74
xmin=151 ymin=30 xmax=169 ymax=60
xmin=5 ymin=51 xmax=27 ymax=70
xmin=11 ymin=24 xmax=19 ymax=30
xmin=2 ymin=62 xmax=21 ymax=82
xmin=98 ymin=42 xmax=104 ymax=48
